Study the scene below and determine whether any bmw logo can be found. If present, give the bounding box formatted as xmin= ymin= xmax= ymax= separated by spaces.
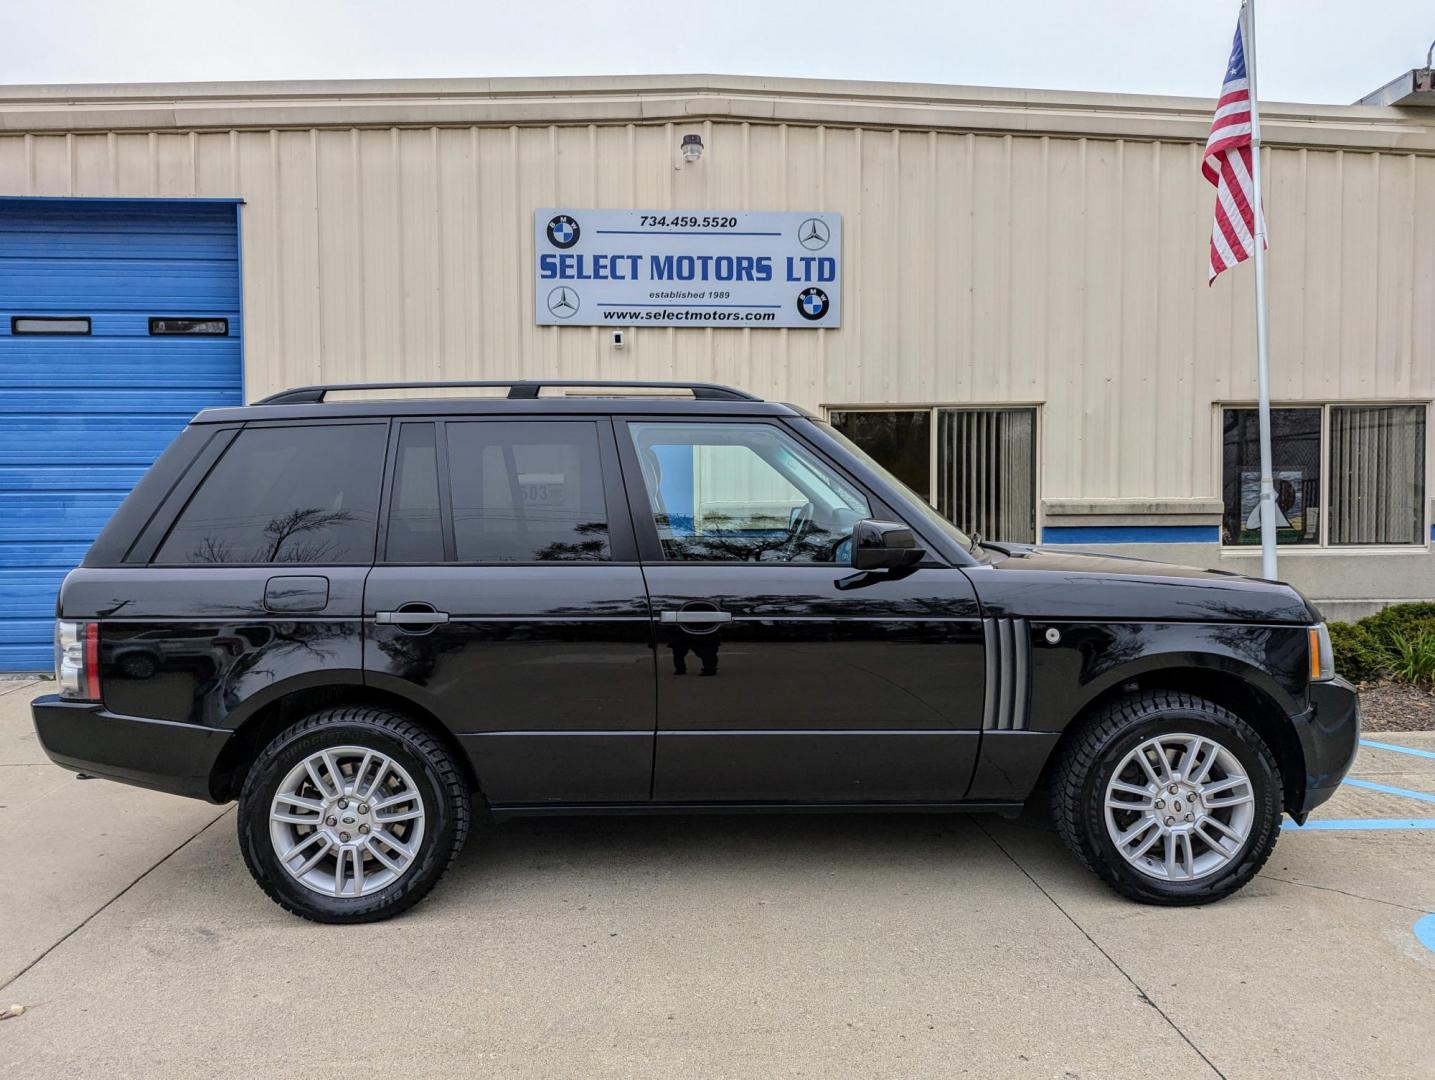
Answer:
xmin=546 ymin=214 xmax=581 ymax=249
xmin=796 ymin=287 xmax=830 ymax=321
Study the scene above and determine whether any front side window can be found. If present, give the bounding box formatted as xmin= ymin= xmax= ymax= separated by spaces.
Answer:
xmin=628 ymin=421 xmax=870 ymax=563
xmin=446 ymin=420 xmax=610 ymax=562
xmin=155 ymin=424 xmax=386 ymax=564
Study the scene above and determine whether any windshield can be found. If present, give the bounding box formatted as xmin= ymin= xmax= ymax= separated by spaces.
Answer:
xmin=814 ymin=420 xmax=979 ymax=554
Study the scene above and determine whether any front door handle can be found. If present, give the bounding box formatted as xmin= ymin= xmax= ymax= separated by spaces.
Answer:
xmin=375 ymin=609 xmax=450 ymax=626
xmin=660 ymin=610 xmax=732 ymax=625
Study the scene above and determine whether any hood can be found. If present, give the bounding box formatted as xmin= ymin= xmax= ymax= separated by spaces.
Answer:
xmin=965 ymin=543 xmax=1318 ymax=625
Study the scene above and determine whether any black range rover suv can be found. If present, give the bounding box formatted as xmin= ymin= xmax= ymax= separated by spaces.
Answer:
xmin=33 ymin=380 xmax=1360 ymax=922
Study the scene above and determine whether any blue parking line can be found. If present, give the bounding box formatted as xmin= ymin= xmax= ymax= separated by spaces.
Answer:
xmin=1360 ymin=739 xmax=1435 ymax=761
xmin=1342 ymin=777 xmax=1435 ymax=806
xmin=1283 ymin=818 xmax=1435 ymax=831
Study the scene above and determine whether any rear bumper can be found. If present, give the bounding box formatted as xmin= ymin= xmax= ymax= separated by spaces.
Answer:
xmin=1292 ymin=676 xmax=1361 ymax=817
xmin=31 ymin=694 xmax=230 ymax=802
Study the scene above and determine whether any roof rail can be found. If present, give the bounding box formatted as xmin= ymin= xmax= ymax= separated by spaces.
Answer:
xmin=253 ymin=380 xmax=763 ymax=405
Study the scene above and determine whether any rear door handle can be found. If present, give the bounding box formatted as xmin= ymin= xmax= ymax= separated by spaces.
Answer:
xmin=660 ymin=610 xmax=732 ymax=625
xmin=375 ymin=609 xmax=450 ymax=626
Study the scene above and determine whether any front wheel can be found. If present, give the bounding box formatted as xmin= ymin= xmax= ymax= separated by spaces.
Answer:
xmin=237 ymin=706 xmax=471 ymax=923
xmin=1050 ymin=691 xmax=1282 ymax=905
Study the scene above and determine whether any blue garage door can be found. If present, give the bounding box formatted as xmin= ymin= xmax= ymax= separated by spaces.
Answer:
xmin=0 ymin=199 xmax=242 ymax=671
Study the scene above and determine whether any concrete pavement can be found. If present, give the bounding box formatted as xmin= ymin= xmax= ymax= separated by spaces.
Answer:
xmin=2 ymin=679 xmax=1432 ymax=1079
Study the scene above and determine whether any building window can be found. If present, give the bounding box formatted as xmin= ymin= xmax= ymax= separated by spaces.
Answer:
xmin=1221 ymin=404 xmax=1427 ymax=547
xmin=1222 ymin=408 xmax=1322 ymax=546
xmin=12 ymin=316 xmax=90 ymax=335
xmin=1328 ymin=405 xmax=1426 ymax=546
xmin=149 ymin=317 xmax=228 ymax=335
xmin=826 ymin=410 xmax=930 ymax=499
xmin=829 ymin=406 xmax=1037 ymax=543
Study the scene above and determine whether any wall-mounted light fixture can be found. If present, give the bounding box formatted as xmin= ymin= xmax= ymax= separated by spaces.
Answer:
xmin=680 ymin=133 xmax=704 ymax=164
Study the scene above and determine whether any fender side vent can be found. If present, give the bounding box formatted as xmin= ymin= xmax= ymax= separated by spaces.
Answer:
xmin=982 ymin=617 xmax=1031 ymax=731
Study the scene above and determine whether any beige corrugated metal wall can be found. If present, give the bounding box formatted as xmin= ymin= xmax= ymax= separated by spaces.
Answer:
xmin=1 ymin=76 xmax=1432 ymax=514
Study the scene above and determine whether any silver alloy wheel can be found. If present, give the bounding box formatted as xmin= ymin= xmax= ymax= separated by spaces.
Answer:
xmin=268 ymin=745 xmax=426 ymax=898
xmin=1103 ymin=732 xmax=1255 ymax=882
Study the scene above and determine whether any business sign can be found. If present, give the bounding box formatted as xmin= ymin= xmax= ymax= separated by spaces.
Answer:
xmin=534 ymin=209 xmax=841 ymax=328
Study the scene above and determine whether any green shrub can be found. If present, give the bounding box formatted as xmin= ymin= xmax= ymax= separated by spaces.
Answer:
xmin=1388 ymin=629 xmax=1435 ymax=687
xmin=1328 ymin=620 xmax=1390 ymax=683
xmin=1328 ymin=602 xmax=1435 ymax=686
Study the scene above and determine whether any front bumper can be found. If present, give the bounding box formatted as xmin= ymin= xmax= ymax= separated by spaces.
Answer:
xmin=1291 ymin=675 xmax=1361 ymax=818
xmin=32 ymin=694 xmax=231 ymax=802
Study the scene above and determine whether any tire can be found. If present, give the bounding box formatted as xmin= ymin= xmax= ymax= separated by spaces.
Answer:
xmin=1049 ymin=691 xmax=1282 ymax=905
xmin=237 ymin=706 xmax=471 ymax=923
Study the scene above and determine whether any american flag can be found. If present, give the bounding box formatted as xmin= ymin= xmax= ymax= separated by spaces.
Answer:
xmin=1204 ymin=17 xmax=1265 ymax=283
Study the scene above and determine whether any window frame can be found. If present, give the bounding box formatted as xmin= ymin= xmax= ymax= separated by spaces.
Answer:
xmin=615 ymin=415 xmax=909 ymax=567
xmin=821 ymin=402 xmax=1043 ymax=543
xmin=11 ymin=315 xmax=91 ymax=335
xmin=1216 ymin=400 xmax=1432 ymax=553
xmin=376 ymin=415 xmax=638 ymax=566
xmin=148 ymin=418 xmax=391 ymax=568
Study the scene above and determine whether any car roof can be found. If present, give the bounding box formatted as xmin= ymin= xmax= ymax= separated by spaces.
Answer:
xmin=195 ymin=396 xmax=812 ymax=424
xmin=192 ymin=381 xmax=807 ymax=425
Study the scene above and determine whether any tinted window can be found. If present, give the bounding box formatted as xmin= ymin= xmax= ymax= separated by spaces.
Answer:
xmin=386 ymin=423 xmax=444 ymax=562
xmin=828 ymin=410 xmax=930 ymax=498
xmin=150 ymin=317 xmax=228 ymax=335
xmin=628 ymin=421 xmax=870 ymax=563
xmin=446 ymin=420 xmax=610 ymax=562
xmin=155 ymin=424 xmax=386 ymax=564
xmin=1222 ymin=408 xmax=1321 ymax=546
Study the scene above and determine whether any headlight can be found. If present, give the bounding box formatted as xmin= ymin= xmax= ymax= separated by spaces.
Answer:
xmin=55 ymin=619 xmax=100 ymax=700
xmin=1308 ymin=623 xmax=1335 ymax=682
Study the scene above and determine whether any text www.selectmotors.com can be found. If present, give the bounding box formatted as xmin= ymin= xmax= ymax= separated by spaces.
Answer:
xmin=601 ymin=309 xmax=778 ymax=322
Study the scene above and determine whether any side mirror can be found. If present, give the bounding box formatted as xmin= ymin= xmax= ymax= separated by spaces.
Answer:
xmin=850 ymin=518 xmax=926 ymax=571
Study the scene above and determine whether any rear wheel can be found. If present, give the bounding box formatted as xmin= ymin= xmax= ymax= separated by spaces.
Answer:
xmin=1050 ymin=691 xmax=1282 ymax=905
xmin=237 ymin=706 xmax=471 ymax=923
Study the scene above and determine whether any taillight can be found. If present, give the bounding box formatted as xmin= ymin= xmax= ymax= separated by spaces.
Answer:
xmin=85 ymin=621 xmax=101 ymax=700
xmin=55 ymin=619 xmax=101 ymax=701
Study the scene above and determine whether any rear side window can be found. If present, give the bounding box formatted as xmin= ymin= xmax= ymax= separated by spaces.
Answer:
xmin=446 ymin=420 xmax=610 ymax=562
xmin=154 ymin=424 xmax=387 ymax=564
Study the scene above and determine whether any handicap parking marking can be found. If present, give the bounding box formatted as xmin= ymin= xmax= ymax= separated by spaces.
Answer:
xmin=1415 ymin=914 xmax=1435 ymax=955
xmin=1360 ymin=739 xmax=1435 ymax=761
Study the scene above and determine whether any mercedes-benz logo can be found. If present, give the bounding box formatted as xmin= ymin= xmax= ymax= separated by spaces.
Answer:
xmin=546 ymin=286 xmax=580 ymax=319
xmin=797 ymin=217 xmax=831 ymax=251
xmin=796 ymin=287 xmax=830 ymax=321
xmin=546 ymin=214 xmax=581 ymax=249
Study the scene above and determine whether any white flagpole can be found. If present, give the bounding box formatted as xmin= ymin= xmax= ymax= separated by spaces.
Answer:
xmin=1243 ymin=0 xmax=1278 ymax=580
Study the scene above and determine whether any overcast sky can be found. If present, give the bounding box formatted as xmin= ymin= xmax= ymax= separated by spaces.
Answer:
xmin=1 ymin=1 xmax=1430 ymax=105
